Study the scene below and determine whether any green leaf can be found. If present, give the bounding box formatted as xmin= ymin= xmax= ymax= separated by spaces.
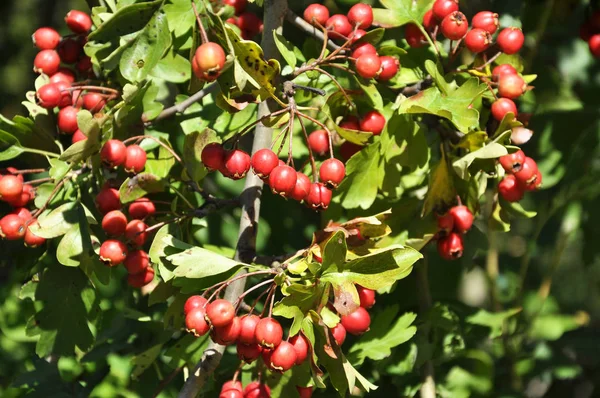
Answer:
xmin=337 ymin=141 xmax=383 ymax=209
xmin=132 ymin=344 xmax=163 ymax=379
xmin=183 ymin=129 xmax=217 ymax=181
xmin=373 ymin=0 xmax=434 ymax=28
xmin=88 ymin=0 xmax=164 ymax=42
xmin=167 ymin=246 xmax=246 ymax=279
xmin=467 ymin=308 xmax=521 ymax=338
xmin=163 ymin=0 xmax=202 ymax=37
xmin=273 ymin=284 xmax=325 ymax=337
xmin=320 ymin=231 xmax=348 ymax=275
xmin=354 ymin=76 xmax=384 ymax=109
xmin=32 ymin=202 xmax=79 ymax=239
xmin=59 ymin=111 xmax=102 ymax=164
xmin=354 ymin=28 xmax=386 ymax=46
xmin=425 ymin=59 xmax=450 ymax=95
xmin=149 ymin=50 xmax=192 ymax=83
xmin=273 ymin=31 xmax=297 ymax=68
xmin=422 ymin=147 xmax=455 ymax=216
xmin=119 ymin=173 xmax=167 ymax=203
xmin=452 ymin=142 xmax=507 ymax=180
xmin=0 ymin=130 xmax=24 ymax=161
xmin=529 ymin=314 xmax=584 ymax=341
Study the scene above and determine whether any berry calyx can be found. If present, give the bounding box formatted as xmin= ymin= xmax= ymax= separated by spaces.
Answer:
xmin=184 ymin=295 xmax=208 ymax=315
xmin=102 ymin=210 xmax=128 ymax=236
xmin=239 ymin=314 xmax=261 ymax=344
xmin=193 ymin=42 xmax=227 ymax=82
xmin=498 ymin=174 xmax=524 ymax=202
xmin=100 ymin=139 xmax=127 ymax=168
xmin=206 ymin=299 xmax=236 ymax=328
xmin=255 ymin=317 xmax=283 ymax=349
xmin=351 ymin=41 xmax=377 ymax=59
xmin=378 ymin=56 xmax=400 ymax=81
xmin=268 ymin=341 xmax=297 ymax=372
xmin=289 ymin=334 xmax=309 ymax=365
xmin=472 ymin=11 xmax=499 ymax=34
xmin=432 ymin=0 xmax=459 ymax=21
xmin=305 ymin=183 xmax=332 ymax=210
xmin=34 ymin=50 xmax=60 ymax=75
xmin=319 ymin=158 xmax=346 ymax=188
xmin=251 ymin=148 xmax=279 ymax=178
xmin=359 ymin=111 xmax=386 ymax=135
xmin=437 ymin=212 xmax=454 ymax=234
xmin=326 ymin=14 xmax=353 ymax=40
xmin=213 ymin=316 xmax=241 ymax=345
xmin=347 ymin=3 xmax=373 ymax=30
xmin=24 ymin=221 xmax=46 ymax=247
xmin=498 ymin=74 xmax=526 ymax=99
xmin=37 ymin=84 xmax=62 ymax=109
xmin=201 ymin=143 xmax=226 ymax=171
xmin=128 ymin=198 xmax=156 ymax=220
xmin=497 ymin=27 xmax=525 ymax=55
xmin=491 ymin=98 xmax=518 ymax=121
xmin=440 ymin=11 xmax=469 ymax=41
xmin=341 ymin=307 xmax=371 ymax=335
xmin=290 ymin=172 xmax=311 ymax=202
xmin=224 ymin=149 xmax=251 ymax=180
xmin=65 ymin=10 xmax=92 ymax=34
xmin=186 ymin=307 xmax=210 ymax=337
xmin=514 ymin=157 xmax=538 ymax=185
xmin=357 ymin=285 xmax=376 ymax=309
xmin=355 ymin=53 xmax=381 ymax=79
xmin=124 ymin=145 xmax=147 ymax=174
xmin=237 ymin=342 xmax=263 ymax=363
xmin=269 ymin=165 xmax=297 ymax=197
xmin=57 ymin=106 xmax=79 ymax=134
xmin=331 ymin=323 xmax=347 ymax=345
xmin=308 ymin=130 xmax=330 ymax=156
xmin=124 ymin=250 xmax=150 ymax=275
xmin=464 ymin=28 xmax=492 ymax=53
xmin=32 ymin=27 xmax=61 ymax=50
xmin=99 ymin=239 xmax=128 ymax=266
xmin=437 ymin=232 xmax=464 ymax=260
xmin=95 ymin=185 xmax=121 ymax=215
xmin=499 ymin=150 xmax=526 ymax=173
xmin=125 ymin=219 xmax=148 ymax=247
xmin=449 ymin=205 xmax=474 ymax=233
xmin=0 ymin=175 xmax=24 ymax=202
xmin=405 ymin=23 xmax=426 ymax=48
xmin=0 ymin=214 xmax=26 ymax=240
xmin=303 ymin=4 xmax=330 ymax=26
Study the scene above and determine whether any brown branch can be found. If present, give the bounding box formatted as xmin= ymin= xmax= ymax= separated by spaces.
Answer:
xmin=147 ymin=83 xmax=218 ymax=123
xmin=416 ymin=254 xmax=436 ymax=398
xmin=285 ymin=10 xmax=340 ymax=52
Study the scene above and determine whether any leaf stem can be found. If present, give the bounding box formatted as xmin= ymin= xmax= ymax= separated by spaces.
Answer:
xmin=22 ymin=148 xmax=60 ymax=158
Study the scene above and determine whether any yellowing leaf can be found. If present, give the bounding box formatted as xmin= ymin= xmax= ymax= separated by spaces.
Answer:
xmin=422 ymin=146 xmax=456 ymax=216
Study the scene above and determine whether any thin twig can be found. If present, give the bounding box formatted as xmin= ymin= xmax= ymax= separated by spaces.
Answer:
xmin=285 ymin=10 xmax=340 ymax=52
xmin=147 ymin=83 xmax=218 ymax=123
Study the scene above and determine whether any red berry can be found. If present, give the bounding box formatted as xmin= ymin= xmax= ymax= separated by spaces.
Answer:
xmin=491 ymin=98 xmax=518 ymax=121
xmin=357 ymin=285 xmax=376 ymax=309
xmin=289 ymin=334 xmax=309 ymax=365
xmin=423 ymin=9 xmax=438 ymax=31
xmin=308 ymin=130 xmax=330 ymax=156
xmin=57 ymin=38 xmax=82 ymax=64
xmin=255 ymin=317 xmax=283 ymax=349
xmin=102 ymin=210 xmax=128 ymax=236
xmin=236 ymin=12 xmax=262 ymax=39
xmin=222 ymin=149 xmax=250 ymax=179
xmin=72 ymin=129 xmax=87 ymax=144
xmin=251 ymin=148 xmax=279 ymax=178
xmin=184 ymin=295 xmax=208 ymax=315
xmin=349 ymin=29 xmax=367 ymax=44
xmin=437 ymin=232 xmax=464 ymax=260
xmin=449 ymin=205 xmax=474 ymax=233
xmin=472 ymin=11 xmax=499 ymax=34
xmin=492 ymin=64 xmax=518 ymax=81
xmin=340 ymin=116 xmax=360 ymax=131
xmin=82 ymin=93 xmax=106 ymax=113
xmin=201 ymin=143 xmax=226 ymax=171
xmin=0 ymin=175 xmax=24 ymax=202
xmin=124 ymin=249 xmax=150 ymax=275
xmin=6 ymin=186 xmax=32 ymax=208
xmin=100 ymin=139 xmax=127 ymax=168
xmin=54 ymin=81 xmax=73 ymax=108
xmin=326 ymin=14 xmax=353 ymax=40
xmin=405 ymin=23 xmax=426 ymax=48
xmin=498 ymin=175 xmax=525 ymax=202
xmin=497 ymin=27 xmax=525 ymax=55
xmin=24 ymin=221 xmax=46 ymax=247
xmin=193 ymin=42 xmax=226 ymax=81
xmin=268 ymin=165 xmax=297 ymax=197
xmin=514 ymin=157 xmax=538 ymax=185
xmin=220 ymin=389 xmax=243 ymax=398
xmin=32 ymin=27 xmax=61 ymax=50
xmin=341 ymin=307 xmax=371 ymax=335
xmin=186 ymin=308 xmax=210 ymax=337
xmin=351 ymin=42 xmax=377 ymax=60
xmin=99 ymin=239 xmax=128 ymax=266
xmin=124 ymin=145 xmax=147 ymax=174
xmin=319 ymin=158 xmax=345 ymax=188
xmin=212 ymin=316 xmax=241 ymax=345
xmin=206 ymin=299 xmax=236 ymax=328
xmin=222 ymin=380 xmax=243 ymax=393
xmin=244 ymin=382 xmax=271 ymax=398
xmin=0 ymin=214 xmax=26 ymax=240
xmin=440 ymin=11 xmax=469 ymax=41
xmin=57 ymin=106 xmax=79 ymax=134
xmin=589 ymin=34 xmax=600 ymax=57
xmin=50 ymin=68 xmax=77 ymax=85
xmin=437 ymin=212 xmax=454 ymax=234
xmin=359 ymin=110 xmax=386 ymax=135
xmin=96 ymin=186 xmax=121 ymax=215
xmin=305 ymin=182 xmax=332 ymax=210
xmin=72 ymin=90 xmax=84 ymax=107
xmin=12 ymin=207 xmax=32 ymax=221
xmin=378 ymin=56 xmax=400 ymax=81
xmin=303 ymin=4 xmax=330 ymax=26
xmin=125 ymin=219 xmax=148 ymax=247
xmin=522 ymin=169 xmax=542 ymax=191
xmin=464 ymin=28 xmax=492 ymax=53
xmin=347 ymin=3 xmax=373 ymax=30
xmin=498 ymin=74 xmax=526 ymax=99
xmin=297 ymin=386 xmax=313 ymax=398
xmin=33 ymin=50 xmax=60 ymax=75
xmin=223 ymin=0 xmax=247 ymax=14
xmin=339 ymin=141 xmax=363 ymax=161
xmin=238 ymin=314 xmax=261 ymax=344
xmin=65 ymin=10 xmax=92 ymax=34
xmin=355 ymin=53 xmax=382 ymax=79
xmin=237 ymin=342 xmax=263 ymax=363
xmin=331 ymin=323 xmax=346 ymax=345
xmin=128 ymin=198 xmax=156 ymax=220
xmin=432 ymin=0 xmax=459 ymax=21
xmin=77 ymin=56 xmax=93 ymax=74
xmin=267 ymin=341 xmax=297 ymax=372
xmin=290 ymin=172 xmax=311 ymax=202
xmin=36 ymin=84 xmax=62 ymax=109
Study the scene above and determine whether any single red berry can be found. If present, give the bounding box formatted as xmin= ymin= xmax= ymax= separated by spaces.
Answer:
xmin=36 ymin=84 xmax=62 ymax=109
xmin=237 ymin=342 xmax=263 ymax=363
xmin=405 ymin=23 xmax=426 ymax=48
xmin=589 ymin=34 xmax=600 ymax=57
xmin=499 ymin=150 xmax=526 ymax=173
xmin=360 ymin=110 xmax=386 ymax=135
xmin=54 ymin=81 xmax=73 ymax=108
xmin=50 ymin=68 xmax=77 ymax=84
xmin=303 ymin=4 xmax=330 ymax=26
xmin=255 ymin=317 xmax=283 ymax=349
xmin=222 ymin=380 xmax=243 ymax=393
xmin=32 ymin=27 xmax=61 ymax=50
xmin=236 ymin=12 xmax=262 ymax=39
xmin=72 ymin=89 xmax=84 ymax=107
xmin=357 ymin=285 xmax=376 ymax=309
xmin=289 ymin=334 xmax=309 ymax=365
xmin=102 ymin=210 xmax=128 ymax=236
xmin=339 ymin=141 xmax=363 ymax=161
xmin=290 ymin=172 xmax=311 ymax=202
xmin=125 ymin=219 xmax=148 ymax=247
xmin=349 ymin=29 xmax=367 ymax=44
xmin=437 ymin=212 xmax=454 ymax=234
xmin=491 ymin=98 xmax=518 ymax=121
xmin=432 ymin=0 xmax=459 ymax=21
xmin=0 ymin=214 xmax=26 ymax=240
xmin=464 ymin=28 xmax=492 ymax=53
xmin=331 ymin=323 xmax=346 ymax=345
xmin=423 ymin=9 xmax=438 ymax=31
xmin=267 ymin=341 xmax=297 ymax=372
xmin=72 ymin=129 xmax=87 ymax=144
xmin=297 ymin=386 xmax=313 ymax=398
xmin=472 ymin=11 xmax=499 ymax=34
xmin=223 ymin=149 xmax=251 ymax=180
xmin=492 ymin=64 xmax=518 ymax=82
xmin=319 ymin=158 xmax=345 ymax=188
xmin=65 ymin=10 xmax=92 ymax=34
xmin=193 ymin=42 xmax=226 ymax=81
xmin=6 ymin=185 xmax=32 ymax=208
xmin=243 ymin=382 xmax=271 ymax=398
xmin=212 ymin=316 xmax=241 ymax=345
xmin=186 ymin=308 xmax=210 ymax=337
xmin=77 ymin=56 xmax=93 ymax=74
xmin=57 ymin=106 xmax=79 ymax=134
xmin=99 ymin=239 xmax=128 ymax=266
xmin=11 ymin=207 xmax=32 ymax=221
xmin=305 ymin=182 xmax=332 ymax=210
xmin=238 ymin=314 xmax=261 ymax=344
xmin=57 ymin=38 xmax=82 ymax=64
xmin=378 ymin=56 xmax=400 ymax=81
xmin=184 ymin=295 xmax=208 ymax=316
xmin=498 ymin=74 xmax=526 ymax=99
xmin=251 ymin=148 xmax=279 ymax=178
xmin=437 ymin=232 xmax=464 ymax=260
xmin=124 ymin=145 xmax=147 ymax=174
xmin=355 ymin=53 xmax=381 ymax=79
xmin=449 ymin=205 xmax=474 ymax=233
xmin=100 ymin=139 xmax=127 ymax=168
xmin=351 ymin=42 xmax=377 ymax=60
xmin=308 ymin=130 xmax=330 ymax=156
xmin=339 ymin=115 xmax=360 ymax=131
xmin=347 ymin=3 xmax=373 ymax=29
xmin=441 ymin=11 xmax=469 ymax=41
xmin=341 ymin=307 xmax=371 ymax=335
xmin=201 ymin=143 xmax=226 ymax=171
xmin=96 ymin=186 xmax=121 ymax=214
xmin=326 ymin=14 xmax=353 ymax=40
xmin=497 ymin=27 xmax=525 ymax=55
xmin=206 ymin=299 xmax=236 ymax=328
xmin=82 ymin=93 xmax=106 ymax=113
xmin=24 ymin=221 xmax=46 ymax=247
xmin=514 ymin=157 xmax=538 ymax=186
xmin=33 ymin=50 xmax=60 ymax=75
xmin=128 ymin=198 xmax=156 ymax=220
xmin=498 ymin=175 xmax=525 ymax=202
xmin=124 ymin=249 xmax=150 ymax=275
xmin=521 ymin=169 xmax=542 ymax=191
xmin=223 ymin=0 xmax=247 ymax=14
xmin=269 ymin=165 xmax=297 ymax=197
xmin=220 ymin=389 xmax=243 ymax=398
xmin=0 ymin=175 xmax=24 ymax=202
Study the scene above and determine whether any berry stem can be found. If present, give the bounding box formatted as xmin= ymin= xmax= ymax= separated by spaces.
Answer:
xmin=64 ymin=85 xmax=120 ymax=95
xmin=284 ymin=10 xmax=341 ymax=52
xmin=7 ymin=168 xmax=47 ymax=174
xmin=31 ymin=178 xmax=67 ymax=219
xmin=473 ymin=51 xmax=502 ymax=71
xmin=314 ymin=67 xmax=354 ymax=106
xmin=233 ymin=278 xmax=275 ymax=308
xmin=296 ymin=111 xmax=334 ymax=159
xmin=122 ymin=135 xmax=183 ymax=164
xmin=297 ymin=113 xmax=318 ymax=182
xmin=21 ymin=147 xmax=60 ymax=159
xmin=191 ymin=1 xmax=209 ymax=44
xmin=24 ymin=177 xmax=53 ymax=185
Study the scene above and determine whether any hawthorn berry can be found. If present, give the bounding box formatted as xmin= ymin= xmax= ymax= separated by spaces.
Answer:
xmin=498 ymin=74 xmax=526 ymax=99
xmin=213 ymin=316 xmax=241 ymax=345
xmin=349 ymin=29 xmax=367 ymax=44
xmin=57 ymin=38 xmax=82 ymax=64
xmin=83 ymin=93 xmax=106 ymax=113
xmin=186 ymin=308 xmax=210 ymax=337
xmin=339 ymin=141 xmax=363 ymax=160
xmin=184 ymin=295 xmax=208 ymax=316
xmin=251 ymin=148 xmax=279 ymax=178
xmin=355 ymin=53 xmax=381 ymax=79
xmin=449 ymin=205 xmax=474 ymax=233
xmin=464 ymin=28 xmax=492 ymax=53
xmin=255 ymin=317 xmax=283 ymax=349
xmin=378 ymin=56 xmax=400 ymax=81
xmin=11 ymin=207 xmax=32 ymax=221
xmin=359 ymin=110 xmax=386 ymax=135
xmin=357 ymin=285 xmax=376 ymax=309
xmin=472 ymin=11 xmax=499 ymax=34
xmin=201 ymin=143 xmax=226 ymax=171
xmin=437 ymin=212 xmax=454 ymax=234
xmin=326 ymin=14 xmax=353 ymax=40
xmin=499 ymin=150 xmax=525 ymax=173
xmin=124 ymin=250 xmax=150 ymax=275
xmin=589 ymin=34 xmax=600 ymax=57
xmin=341 ymin=307 xmax=371 ymax=335
xmin=102 ymin=210 xmax=128 ymax=236
xmin=319 ymin=158 xmax=345 ymax=188
xmin=128 ymin=266 xmax=154 ymax=288
xmin=305 ymin=182 xmax=332 ymax=210
xmin=297 ymin=386 xmax=313 ymax=398
xmin=351 ymin=42 xmax=377 ymax=60
xmin=224 ymin=149 xmax=251 ymax=180
xmin=441 ymin=12 xmax=469 ymax=41
xmin=193 ymin=42 xmax=226 ymax=82
xmin=57 ymin=106 xmax=79 ymax=134
xmin=307 ymin=130 xmax=330 ymax=156
xmin=54 ymin=81 xmax=73 ymax=108
xmin=32 ymin=27 xmax=61 ymax=50
xmin=124 ymin=145 xmax=147 ymax=174
xmin=238 ymin=314 xmax=261 ymax=344
xmin=206 ymin=299 xmax=236 ymax=328
xmin=289 ymin=334 xmax=309 ymax=365
xmin=72 ymin=129 xmax=87 ymax=144
xmin=99 ymin=239 xmax=128 ymax=266
xmin=36 ymin=84 xmax=62 ymax=109
xmin=347 ymin=3 xmax=373 ymax=30
xmin=290 ymin=172 xmax=311 ymax=202
xmin=125 ymin=219 xmax=148 ymax=247
xmin=236 ymin=12 xmax=262 ymax=39
xmin=24 ymin=221 xmax=46 ymax=247
xmin=522 ymin=169 xmax=542 ymax=191
xmin=33 ymin=50 xmax=60 ymax=75
xmin=100 ymin=139 xmax=127 ymax=168
xmin=497 ymin=27 xmax=525 ymax=55
xmin=269 ymin=165 xmax=297 ymax=197
xmin=77 ymin=56 xmax=93 ymax=74
xmin=6 ymin=185 xmax=33 ymax=208
xmin=491 ymin=98 xmax=518 ymax=121
xmin=244 ymin=381 xmax=271 ymax=398
xmin=423 ymin=9 xmax=438 ymax=31
xmin=514 ymin=157 xmax=538 ymax=185
xmin=331 ymin=323 xmax=347 ymax=345
xmin=0 ymin=214 xmax=26 ymax=240
xmin=237 ymin=342 xmax=263 ymax=363
xmin=65 ymin=10 xmax=92 ymax=34
xmin=128 ymin=198 xmax=156 ymax=220
xmin=498 ymin=174 xmax=524 ymax=202
xmin=220 ymin=390 xmax=243 ymax=398
xmin=303 ymin=4 xmax=330 ymax=26
xmin=492 ymin=64 xmax=518 ymax=81
xmin=268 ymin=341 xmax=297 ymax=372
xmin=222 ymin=380 xmax=243 ymax=393
xmin=432 ymin=0 xmax=459 ymax=21
xmin=223 ymin=0 xmax=247 ymax=14
xmin=437 ymin=232 xmax=464 ymax=260
xmin=405 ymin=23 xmax=426 ymax=48
xmin=0 ymin=175 xmax=24 ymax=202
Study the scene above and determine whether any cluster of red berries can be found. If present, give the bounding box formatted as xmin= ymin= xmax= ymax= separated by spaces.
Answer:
xmin=219 ymin=380 xmax=275 ymax=398
xmin=328 ymin=285 xmax=375 ymax=346
xmin=488 ymin=63 xmax=528 ymax=122
xmin=32 ymin=11 xmax=104 ymax=145
xmin=435 ymin=205 xmax=474 ymax=260
xmin=336 ymin=111 xmax=386 ymax=160
xmin=579 ymin=10 xmax=600 ymax=57
xmin=222 ymin=0 xmax=263 ymax=40
xmin=497 ymin=150 xmax=542 ymax=202
xmin=303 ymin=3 xmax=400 ymax=81
xmin=0 ymin=170 xmax=45 ymax=246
